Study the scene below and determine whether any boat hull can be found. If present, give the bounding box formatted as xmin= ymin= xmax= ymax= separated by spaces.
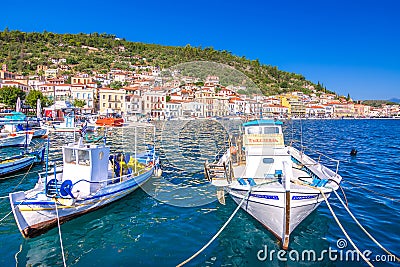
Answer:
xmin=229 ymin=186 xmax=330 ymax=241
xmin=9 ymin=167 xmax=154 ymax=238
xmin=0 ymin=134 xmax=32 ymax=147
xmin=0 ymin=156 xmax=36 ymax=176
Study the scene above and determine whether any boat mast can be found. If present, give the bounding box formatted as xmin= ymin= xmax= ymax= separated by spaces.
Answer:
xmin=134 ymin=126 xmax=137 ymax=174
xmin=282 ymin=159 xmax=292 ymax=249
xmin=152 ymin=125 xmax=155 ymax=163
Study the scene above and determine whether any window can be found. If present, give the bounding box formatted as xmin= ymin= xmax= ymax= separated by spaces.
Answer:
xmin=103 ymin=103 xmax=106 ymax=107
xmin=103 ymin=95 xmax=105 ymax=99
xmin=78 ymin=150 xmax=90 ymax=166
xmin=77 ymin=93 xmax=80 ymax=98
xmin=264 ymin=127 xmax=280 ymax=134
xmin=65 ymin=149 xmax=76 ymax=164
xmin=263 ymin=158 xmax=274 ymax=164
xmin=247 ymin=127 xmax=261 ymax=134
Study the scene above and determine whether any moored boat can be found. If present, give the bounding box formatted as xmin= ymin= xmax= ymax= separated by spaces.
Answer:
xmin=204 ymin=119 xmax=342 ymax=249
xmin=9 ymin=126 xmax=160 ymax=238
xmin=95 ymin=117 xmax=124 ymax=127
xmin=0 ymin=132 xmax=33 ymax=147
xmin=0 ymin=143 xmax=45 ymax=177
xmin=2 ymin=124 xmax=47 ymax=138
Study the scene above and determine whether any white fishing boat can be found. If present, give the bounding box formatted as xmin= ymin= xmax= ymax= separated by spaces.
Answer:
xmin=9 ymin=126 xmax=161 ymax=238
xmin=204 ymin=120 xmax=342 ymax=249
xmin=0 ymin=132 xmax=33 ymax=147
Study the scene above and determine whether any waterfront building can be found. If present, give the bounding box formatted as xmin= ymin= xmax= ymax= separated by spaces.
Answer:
xmin=71 ymin=86 xmax=96 ymax=114
xmin=98 ymin=88 xmax=126 ymax=114
xmin=142 ymin=90 xmax=166 ymax=118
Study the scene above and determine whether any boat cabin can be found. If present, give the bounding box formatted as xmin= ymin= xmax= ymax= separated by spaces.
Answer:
xmin=241 ymin=120 xmax=290 ymax=179
xmin=62 ymin=140 xmax=110 ymax=197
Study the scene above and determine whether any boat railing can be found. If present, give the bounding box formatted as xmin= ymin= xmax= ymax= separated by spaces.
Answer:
xmin=42 ymin=166 xmax=153 ymax=198
xmin=295 ymin=144 xmax=340 ymax=178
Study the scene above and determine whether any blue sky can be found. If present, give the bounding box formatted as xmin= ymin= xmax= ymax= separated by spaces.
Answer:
xmin=2 ymin=0 xmax=399 ymax=100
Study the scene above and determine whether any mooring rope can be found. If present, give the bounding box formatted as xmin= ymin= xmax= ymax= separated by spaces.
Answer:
xmin=176 ymin=190 xmax=252 ymax=267
xmin=332 ymin=190 xmax=400 ymax=262
xmin=0 ymin=199 xmax=27 ymax=224
xmin=308 ymin=184 xmax=374 ymax=267
xmin=14 ymin=243 xmax=23 ymax=267
xmin=0 ymin=162 xmax=35 ymax=204
xmin=55 ymin=201 xmax=67 ymax=267
xmin=0 ymin=209 xmax=13 ymax=223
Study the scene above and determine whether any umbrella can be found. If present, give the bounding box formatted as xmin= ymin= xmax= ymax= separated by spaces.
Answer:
xmin=16 ymin=97 xmax=21 ymax=112
xmin=36 ymin=98 xmax=42 ymax=119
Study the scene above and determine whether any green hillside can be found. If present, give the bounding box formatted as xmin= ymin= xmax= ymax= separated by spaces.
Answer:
xmin=0 ymin=29 xmax=334 ymax=96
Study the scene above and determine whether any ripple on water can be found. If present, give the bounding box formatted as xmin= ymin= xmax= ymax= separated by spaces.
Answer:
xmin=0 ymin=119 xmax=399 ymax=266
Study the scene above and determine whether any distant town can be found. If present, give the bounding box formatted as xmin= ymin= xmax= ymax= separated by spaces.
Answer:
xmin=0 ymin=61 xmax=399 ymax=120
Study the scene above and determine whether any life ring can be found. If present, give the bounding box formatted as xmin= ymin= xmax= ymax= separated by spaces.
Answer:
xmin=230 ymin=146 xmax=237 ymax=155
xmin=10 ymin=133 xmax=16 ymax=137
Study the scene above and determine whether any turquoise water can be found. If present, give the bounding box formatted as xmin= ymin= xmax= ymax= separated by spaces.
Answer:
xmin=0 ymin=119 xmax=399 ymax=266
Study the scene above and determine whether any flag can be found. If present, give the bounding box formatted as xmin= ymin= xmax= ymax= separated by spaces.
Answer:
xmin=81 ymin=121 xmax=88 ymax=136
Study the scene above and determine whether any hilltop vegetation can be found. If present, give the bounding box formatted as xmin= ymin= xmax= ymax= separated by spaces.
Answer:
xmin=0 ymin=29 xmax=335 ymax=96
xmin=361 ymin=100 xmax=398 ymax=107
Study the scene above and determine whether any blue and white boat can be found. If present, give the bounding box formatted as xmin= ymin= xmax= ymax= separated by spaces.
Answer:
xmin=0 ymin=132 xmax=33 ymax=147
xmin=9 ymin=126 xmax=161 ymax=238
xmin=0 ymin=143 xmax=45 ymax=177
xmin=2 ymin=123 xmax=47 ymax=138
xmin=205 ymin=120 xmax=342 ymax=249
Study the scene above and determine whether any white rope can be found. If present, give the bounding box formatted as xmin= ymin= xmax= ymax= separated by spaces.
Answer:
xmin=55 ymin=201 xmax=67 ymax=267
xmin=0 ymin=210 xmax=13 ymax=223
xmin=292 ymin=180 xmax=374 ymax=266
xmin=14 ymin=243 xmax=22 ymax=267
xmin=0 ymin=163 xmax=35 ymax=203
xmin=320 ymin=189 xmax=374 ymax=267
xmin=176 ymin=190 xmax=251 ymax=267
xmin=1 ymin=199 xmax=28 ymax=224
xmin=332 ymin=190 xmax=400 ymax=262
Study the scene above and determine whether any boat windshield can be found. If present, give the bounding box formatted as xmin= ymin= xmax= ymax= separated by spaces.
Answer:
xmin=247 ymin=126 xmax=262 ymax=134
xmin=78 ymin=150 xmax=90 ymax=166
xmin=65 ymin=148 xmax=76 ymax=164
xmin=264 ymin=127 xmax=280 ymax=134
xmin=246 ymin=126 xmax=280 ymax=134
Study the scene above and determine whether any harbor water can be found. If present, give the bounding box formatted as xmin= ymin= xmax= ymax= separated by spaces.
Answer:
xmin=0 ymin=119 xmax=399 ymax=266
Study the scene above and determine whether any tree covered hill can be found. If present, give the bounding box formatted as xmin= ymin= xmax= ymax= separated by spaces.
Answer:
xmin=0 ymin=29 xmax=335 ymax=96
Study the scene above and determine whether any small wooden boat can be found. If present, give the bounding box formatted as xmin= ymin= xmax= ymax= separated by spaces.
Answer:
xmin=204 ymin=120 xmax=342 ymax=249
xmin=9 ymin=126 xmax=160 ymax=238
xmin=95 ymin=117 xmax=124 ymax=127
xmin=0 ymin=132 xmax=33 ymax=147
xmin=0 ymin=144 xmax=45 ymax=176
